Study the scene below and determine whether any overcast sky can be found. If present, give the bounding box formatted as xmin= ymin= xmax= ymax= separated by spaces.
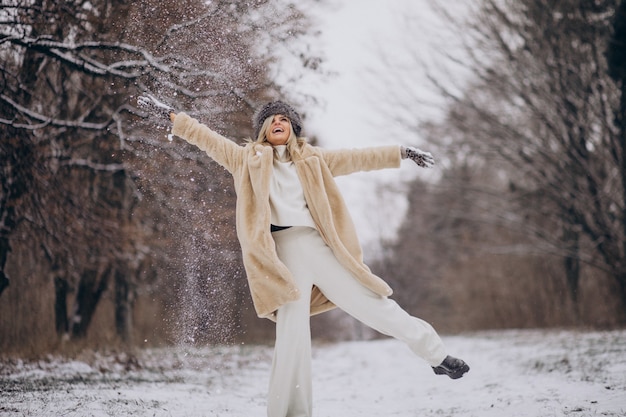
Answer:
xmin=288 ymin=0 xmax=467 ymax=254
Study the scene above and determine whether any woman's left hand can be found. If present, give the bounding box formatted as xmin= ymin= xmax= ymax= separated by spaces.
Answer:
xmin=402 ymin=146 xmax=435 ymax=168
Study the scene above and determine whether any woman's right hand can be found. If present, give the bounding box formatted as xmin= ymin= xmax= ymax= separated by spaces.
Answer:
xmin=137 ymin=94 xmax=175 ymax=122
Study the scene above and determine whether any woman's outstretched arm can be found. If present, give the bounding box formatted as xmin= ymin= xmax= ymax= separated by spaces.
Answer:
xmin=171 ymin=113 xmax=244 ymax=174
xmin=138 ymin=95 xmax=243 ymax=173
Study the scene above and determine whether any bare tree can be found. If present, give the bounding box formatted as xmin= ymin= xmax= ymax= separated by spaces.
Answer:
xmin=446 ymin=0 xmax=623 ymax=314
xmin=0 ymin=0 xmax=321 ymax=350
xmin=368 ymin=0 xmax=625 ymax=323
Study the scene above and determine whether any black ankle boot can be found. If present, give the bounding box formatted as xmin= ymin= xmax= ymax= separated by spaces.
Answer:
xmin=432 ymin=355 xmax=470 ymax=379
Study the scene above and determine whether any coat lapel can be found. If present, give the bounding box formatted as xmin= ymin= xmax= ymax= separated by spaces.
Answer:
xmin=248 ymin=143 xmax=273 ymax=202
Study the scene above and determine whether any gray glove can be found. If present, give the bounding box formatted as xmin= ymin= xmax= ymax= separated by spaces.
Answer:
xmin=402 ymin=146 xmax=435 ymax=168
xmin=137 ymin=94 xmax=174 ymax=121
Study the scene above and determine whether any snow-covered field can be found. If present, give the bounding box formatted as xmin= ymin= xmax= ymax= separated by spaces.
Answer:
xmin=1 ymin=329 xmax=625 ymax=416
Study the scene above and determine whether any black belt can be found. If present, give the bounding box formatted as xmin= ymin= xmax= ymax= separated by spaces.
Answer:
xmin=270 ymin=225 xmax=292 ymax=232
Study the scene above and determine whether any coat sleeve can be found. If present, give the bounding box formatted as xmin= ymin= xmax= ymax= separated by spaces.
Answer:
xmin=319 ymin=145 xmax=402 ymax=177
xmin=172 ymin=112 xmax=244 ymax=173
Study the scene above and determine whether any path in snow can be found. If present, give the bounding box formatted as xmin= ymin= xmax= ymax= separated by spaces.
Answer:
xmin=1 ymin=329 xmax=625 ymax=416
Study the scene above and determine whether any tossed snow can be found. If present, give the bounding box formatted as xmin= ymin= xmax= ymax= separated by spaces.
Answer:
xmin=1 ymin=329 xmax=625 ymax=416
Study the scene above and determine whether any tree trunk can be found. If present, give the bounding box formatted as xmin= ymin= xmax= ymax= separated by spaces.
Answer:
xmin=617 ymin=67 xmax=626 ymax=318
xmin=70 ymin=267 xmax=110 ymax=338
xmin=54 ymin=277 xmax=69 ymax=335
xmin=0 ymin=237 xmax=9 ymax=297
xmin=0 ymin=132 xmax=22 ymax=295
xmin=563 ymin=228 xmax=581 ymax=320
xmin=114 ymin=267 xmax=132 ymax=344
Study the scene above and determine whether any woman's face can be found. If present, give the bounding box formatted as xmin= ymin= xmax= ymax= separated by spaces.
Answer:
xmin=265 ymin=114 xmax=291 ymax=146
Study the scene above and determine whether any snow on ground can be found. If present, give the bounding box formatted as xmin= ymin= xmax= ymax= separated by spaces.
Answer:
xmin=1 ymin=329 xmax=625 ymax=416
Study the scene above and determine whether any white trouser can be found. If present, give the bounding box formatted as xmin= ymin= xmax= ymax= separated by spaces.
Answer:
xmin=267 ymin=226 xmax=447 ymax=417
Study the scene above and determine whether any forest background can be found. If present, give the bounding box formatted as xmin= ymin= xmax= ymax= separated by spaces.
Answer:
xmin=1 ymin=0 xmax=626 ymax=357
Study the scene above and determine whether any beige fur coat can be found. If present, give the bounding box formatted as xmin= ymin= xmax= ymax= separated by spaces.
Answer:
xmin=172 ymin=113 xmax=402 ymax=320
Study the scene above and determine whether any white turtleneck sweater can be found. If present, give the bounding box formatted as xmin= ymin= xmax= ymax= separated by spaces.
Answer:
xmin=269 ymin=145 xmax=317 ymax=229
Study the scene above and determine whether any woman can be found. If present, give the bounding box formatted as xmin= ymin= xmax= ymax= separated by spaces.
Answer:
xmin=165 ymin=100 xmax=469 ymax=417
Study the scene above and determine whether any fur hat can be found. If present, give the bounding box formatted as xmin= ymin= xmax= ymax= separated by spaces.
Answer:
xmin=253 ymin=101 xmax=302 ymax=140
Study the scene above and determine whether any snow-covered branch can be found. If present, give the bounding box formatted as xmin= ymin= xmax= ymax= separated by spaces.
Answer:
xmin=0 ymin=94 xmax=112 ymax=130
xmin=1 ymin=34 xmax=170 ymax=77
xmin=60 ymin=159 xmax=125 ymax=172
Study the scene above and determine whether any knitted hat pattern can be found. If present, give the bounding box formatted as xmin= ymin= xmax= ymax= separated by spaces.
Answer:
xmin=253 ymin=101 xmax=302 ymax=140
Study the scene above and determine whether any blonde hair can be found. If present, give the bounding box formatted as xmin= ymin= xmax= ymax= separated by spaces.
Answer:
xmin=252 ymin=115 xmax=307 ymax=160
